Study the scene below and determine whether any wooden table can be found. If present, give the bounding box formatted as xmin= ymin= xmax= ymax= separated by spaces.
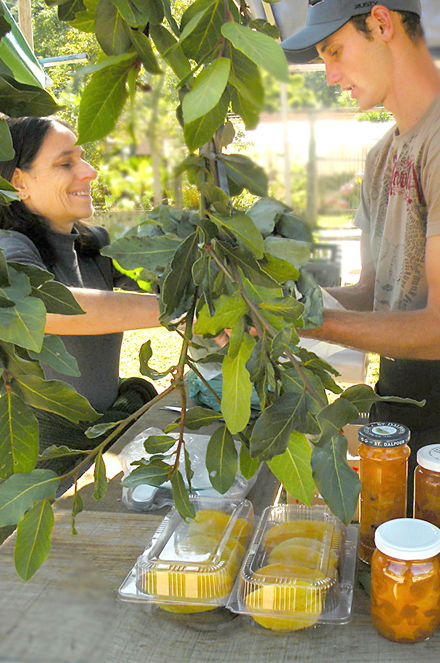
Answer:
xmin=1 ymin=392 xmax=440 ymax=663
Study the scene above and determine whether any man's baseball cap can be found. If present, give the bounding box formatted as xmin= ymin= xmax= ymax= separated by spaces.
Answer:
xmin=281 ymin=0 xmax=422 ymax=64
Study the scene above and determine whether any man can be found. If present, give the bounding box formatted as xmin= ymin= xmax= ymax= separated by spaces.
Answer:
xmin=281 ymin=0 xmax=440 ymax=498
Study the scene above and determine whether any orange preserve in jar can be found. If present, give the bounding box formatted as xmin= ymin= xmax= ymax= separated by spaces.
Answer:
xmin=371 ymin=518 xmax=440 ymax=643
xmin=358 ymin=423 xmax=410 ymax=564
xmin=414 ymin=444 xmax=440 ymax=529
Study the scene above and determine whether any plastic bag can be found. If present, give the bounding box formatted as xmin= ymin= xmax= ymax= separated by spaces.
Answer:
xmin=119 ymin=427 xmax=260 ymax=511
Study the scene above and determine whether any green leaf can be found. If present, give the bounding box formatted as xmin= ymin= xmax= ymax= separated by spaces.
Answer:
xmin=246 ymin=197 xmax=286 ymax=236
xmin=206 ymin=425 xmax=237 ymax=494
xmin=297 ymin=270 xmax=324 ymax=328
xmin=0 ymin=342 xmax=43 ymax=378
xmin=7 ymin=261 xmax=51 ymax=288
xmin=129 ymin=28 xmax=162 ymax=74
xmin=219 ymin=154 xmax=268 ymax=198
xmin=95 ymin=0 xmax=132 ymax=55
xmin=261 ymin=252 xmax=299 ymax=283
xmin=58 ymin=0 xmax=87 ymax=21
xmin=341 ymin=383 xmax=425 ymax=412
xmin=267 ymin=431 xmax=314 ymax=505
xmin=0 ymin=392 xmax=39 ymax=479
xmin=182 ymin=57 xmax=230 ymax=125
xmin=184 ymin=89 xmax=229 ymax=152
xmin=260 ymin=295 xmax=304 ymax=322
xmin=149 ymin=24 xmax=191 ymax=80
xmin=209 ymin=212 xmax=264 ymax=259
xmin=85 ymin=420 xmax=122 ymax=438
xmin=139 ymin=340 xmax=173 ymax=379
xmin=121 ymin=458 xmax=172 ymax=487
xmin=0 ymin=75 xmax=60 ymax=117
xmin=228 ymin=47 xmax=264 ymax=109
xmin=29 ymin=335 xmax=80 ymax=377
xmin=171 ymin=470 xmax=196 ymax=520
xmin=311 ymin=432 xmax=361 ymax=525
xmin=250 ymin=391 xmax=320 ymax=461
xmin=14 ymin=499 xmax=54 ymax=581
xmin=160 ymin=232 xmax=199 ymax=323
xmin=221 ymin=22 xmax=288 ymax=81
xmin=110 ymin=0 xmax=149 ymax=27
xmin=222 ymin=332 xmax=255 ymax=434
xmin=180 ymin=0 xmax=224 ymax=63
xmin=33 ymin=280 xmax=86 ymax=315
xmin=183 ymin=406 xmax=223 ymax=430
xmin=72 ymin=486 xmax=84 ymax=535
xmin=143 ymin=434 xmax=176 ymax=454
xmin=0 ymin=1 xmax=46 ymax=88
xmin=230 ymin=86 xmax=259 ymax=130
xmin=101 ymin=233 xmax=181 ymax=271
xmin=264 ymin=236 xmax=311 ymax=269
xmin=281 ymin=366 xmax=327 ymax=412
xmin=93 ymin=451 xmax=107 ymax=501
xmin=0 ymin=175 xmax=19 ymax=205
xmin=0 ymin=118 xmax=13 ymax=160
xmin=216 ymin=241 xmax=278 ymax=289
xmin=39 ymin=445 xmax=88 ymax=460
xmin=11 ymin=375 xmax=100 ymax=423
xmin=194 ymin=290 xmax=247 ymax=336
xmin=316 ymin=398 xmax=360 ymax=447
xmin=77 ymin=58 xmax=134 ymax=143
xmin=246 ymin=336 xmax=273 ymax=408
xmin=0 ymin=269 xmax=46 ymax=352
xmin=239 ymin=442 xmax=261 ymax=480
xmin=270 ymin=328 xmax=292 ymax=361
xmin=0 ymin=470 xmax=58 ymax=527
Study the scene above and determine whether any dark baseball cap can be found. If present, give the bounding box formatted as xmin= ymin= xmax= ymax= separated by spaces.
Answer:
xmin=281 ymin=0 xmax=422 ymax=64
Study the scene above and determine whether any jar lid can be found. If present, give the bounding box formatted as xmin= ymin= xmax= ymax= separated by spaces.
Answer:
xmin=358 ymin=422 xmax=410 ymax=448
xmin=417 ymin=444 xmax=440 ymax=472
xmin=375 ymin=519 xmax=440 ymax=560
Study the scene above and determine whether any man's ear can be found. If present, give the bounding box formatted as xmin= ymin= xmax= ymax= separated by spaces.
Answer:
xmin=370 ymin=5 xmax=395 ymax=41
xmin=10 ymin=168 xmax=29 ymax=200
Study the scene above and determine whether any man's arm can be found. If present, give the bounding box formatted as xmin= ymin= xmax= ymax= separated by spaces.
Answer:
xmin=45 ymin=289 xmax=161 ymax=335
xmin=300 ymin=233 xmax=440 ymax=360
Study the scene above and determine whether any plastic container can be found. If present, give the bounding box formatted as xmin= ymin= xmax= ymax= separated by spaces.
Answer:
xmin=371 ymin=518 xmax=440 ymax=643
xmin=118 ymin=496 xmax=254 ymax=625
xmin=414 ymin=444 xmax=440 ymax=528
xmin=227 ymin=504 xmax=358 ymax=631
xmin=358 ymin=422 xmax=410 ymax=564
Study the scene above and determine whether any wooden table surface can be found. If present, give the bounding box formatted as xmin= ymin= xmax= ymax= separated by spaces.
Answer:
xmin=1 ymin=391 xmax=440 ymax=663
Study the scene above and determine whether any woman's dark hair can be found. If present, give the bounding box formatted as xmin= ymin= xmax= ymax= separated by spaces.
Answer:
xmin=0 ymin=115 xmax=100 ymax=268
xmin=350 ymin=11 xmax=424 ymax=42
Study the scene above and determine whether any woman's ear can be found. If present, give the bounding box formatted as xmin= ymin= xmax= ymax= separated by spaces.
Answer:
xmin=10 ymin=168 xmax=29 ymax=201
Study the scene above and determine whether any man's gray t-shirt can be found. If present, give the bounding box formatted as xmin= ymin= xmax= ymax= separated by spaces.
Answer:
xmin=355 ymin=92 xmax=440 ymax=313
xmin=354 ymin=92 xmax=440 ymax=430
xmin=0 ymin=226 xmax=132 ymax=412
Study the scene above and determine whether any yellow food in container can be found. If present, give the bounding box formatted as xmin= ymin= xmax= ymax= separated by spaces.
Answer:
xmin=228 ymin=505 xmax=348 ymax=631
xmin=135 ymin=498 xmax=254 ymax=614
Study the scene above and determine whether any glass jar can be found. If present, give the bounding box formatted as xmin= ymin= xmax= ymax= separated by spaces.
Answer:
xmin=358 ymin=422 xmax=410 ymax=564
xmin=414 ymin=444 xmax=440 ymax=528
xmin=371 ymin=518 xmax=440 ymax=643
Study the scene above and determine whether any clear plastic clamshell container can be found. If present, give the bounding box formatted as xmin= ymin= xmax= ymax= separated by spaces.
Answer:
xmin=227 ymin=504 xmax=358 ymax=631
xmin=118 ymin=496 xmax=254 ymax=616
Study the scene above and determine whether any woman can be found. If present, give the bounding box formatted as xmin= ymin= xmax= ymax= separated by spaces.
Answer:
xmin=0 ymin=115 xmax=161 ymax=474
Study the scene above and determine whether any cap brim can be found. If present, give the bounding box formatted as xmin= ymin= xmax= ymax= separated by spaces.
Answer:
xmin=281 ymin=19 xmax=349 ymax=64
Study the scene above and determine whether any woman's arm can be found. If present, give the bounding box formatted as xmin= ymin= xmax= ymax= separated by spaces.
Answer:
xmin=45 ymin=288 xmax=161 ymax=335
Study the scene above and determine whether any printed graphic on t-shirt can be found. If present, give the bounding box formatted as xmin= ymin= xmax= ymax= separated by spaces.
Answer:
xmin=372 ymin=142 xmax=428 ymax=312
